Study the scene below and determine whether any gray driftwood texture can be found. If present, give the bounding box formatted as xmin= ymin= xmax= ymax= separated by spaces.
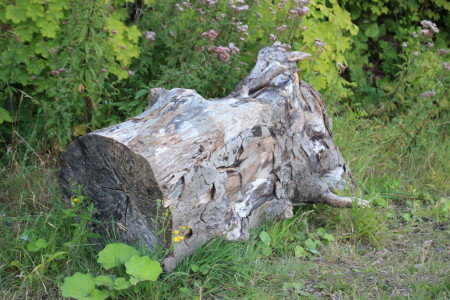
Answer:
xmin=59 ymin=46 xmax=367 ymax=271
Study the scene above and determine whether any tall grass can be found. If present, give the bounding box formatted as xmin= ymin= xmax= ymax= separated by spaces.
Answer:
xmin=1 ymin=106 xmax=448 ymax=299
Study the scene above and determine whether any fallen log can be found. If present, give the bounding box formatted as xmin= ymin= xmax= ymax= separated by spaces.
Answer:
xmin=59 ymin=46 xmax=367 ymax=271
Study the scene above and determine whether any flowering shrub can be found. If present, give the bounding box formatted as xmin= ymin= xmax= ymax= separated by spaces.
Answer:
xmin=0 ymin=0 xmax=141 ymax=148
xmin=0 ymin=0 xmax=447 ymax=153
xmin=338 ymin=0 xmax=449 ymax=113
xmin=125 ymin=0 xmax=357 ymax=105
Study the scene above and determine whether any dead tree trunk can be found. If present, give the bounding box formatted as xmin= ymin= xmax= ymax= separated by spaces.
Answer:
xmin=59 ymin=46 xmax=367 ymax=271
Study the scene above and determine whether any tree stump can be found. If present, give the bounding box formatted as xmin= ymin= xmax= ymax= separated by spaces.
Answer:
xmin=59 ymin=46 xmax=367 ymax=271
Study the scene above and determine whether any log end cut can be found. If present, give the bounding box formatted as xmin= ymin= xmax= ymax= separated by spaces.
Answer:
xmin=59 ymin=135 xmax=171 ymax=251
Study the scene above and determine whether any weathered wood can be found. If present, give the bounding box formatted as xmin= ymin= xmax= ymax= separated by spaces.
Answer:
xmin=59 ymin=46 xmax=367 ymax=271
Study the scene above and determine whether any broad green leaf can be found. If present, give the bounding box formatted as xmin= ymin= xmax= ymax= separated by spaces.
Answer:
xmin=35 ymin=238 xmax=48 ymax=248
xmin=89 ymin=289 xmax=109 ymax=300
xmin=304 ymin=238 xmax=317 ymax=250
xmin=364 ymin=22 xmax=379 ymax=38
xmin=323 ymin=233 xmax=335 ymax=242
xmin=26 ymin=4 xmax=44 ymax=21
xmin=60 ymin=272 xmax=95 ymax=299
xmin=0 ymin=107 xmax=13 ymax=123
xmin=126 ymin=25 xmax=141 ymax=43
xmin=94 ymin=275 xmax=114 ymax=287
xmin=125 ymin=255 xmax=162 ymax=284
xmin=294 ymin=246 xmax=307 ymax=258
xmin=6 ymin=5 xmax=27 ymax=24
xmin=135 ymin=89 xmax=149 ymax=99
xmin=259 ymin=231 xmax=271 ymax=246
xmin=97 ymin=243 xmax=140 ymax=270
xmin=317 ymin=228 xmax=326 ymax=237
xmin=200 ymin=265 xmax=209 ymax=275
xmin=27 ymin=238 xmax=48 ymax=252
xmin=15 ymin=26 xmax=35 ymax=42
xmin=402 ymin=213 xmax=412 ymax=221
xmin=113 ymin=277 xmax=131 ymax=290
xmin=129 ymin=277 xmax=139 ymax=286
xmin=308 ymin=249 xmax=320 ymax=255
xmin=106 ymin=18 xmax=126 ymax=34
xmin=38 ymin=20 xmax=59 ymax=38
xmin=191 ymin=264 xmax=200 ymax=272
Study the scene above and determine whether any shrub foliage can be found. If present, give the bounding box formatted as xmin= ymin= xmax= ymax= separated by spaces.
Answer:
xmin=0 ymin=0 xmax=448 ymax=153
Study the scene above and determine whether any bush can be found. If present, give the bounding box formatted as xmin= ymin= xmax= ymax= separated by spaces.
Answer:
xmin=1 ymin=0 xmax=359 ymax=152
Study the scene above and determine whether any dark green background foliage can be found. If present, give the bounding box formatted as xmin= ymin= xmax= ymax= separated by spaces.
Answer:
xmin=0 ymin=0 xmax=448 ymax=158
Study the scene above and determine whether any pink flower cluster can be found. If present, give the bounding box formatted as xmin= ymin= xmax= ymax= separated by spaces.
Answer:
xmin=315 ymin=38 xmax=327 ymax=52
xmin=437 ymin=49 xmax=450 ymax=55
xmin=419 ymin=20 xmax=439 ymax=38
xmin=443 ymin=62 xmax=450 ymax=71
xmin=237 ymin=23 xmax=249 ymax=41
xmin=199 ymin=0 xmax=218 ymax=5
xmin=229 ymin=0 xmax=248 ymax=12
xmin=421 ymin=90 xmax=436 ymax=98
xmin=49 ymin=67 xmax=66 ymax=76
xmin=202 ymin=29 xmax=218 ymax=41
xmin=276 ymin=25 xmax=288 ymax=32
xmin=337 ymin=63 xmax=347 ymax=72
xmin=289 ymin=5 xmax=310 ymax=17
xmin=209 ymin=43 xmax=240 ymax=61
xmin=144 ymin=31 xmax=156 ymax=41
xmin=175 ymin=1 xmax=194 ymax=11
xmin=273 ymin=41 xmax=292 ymax=50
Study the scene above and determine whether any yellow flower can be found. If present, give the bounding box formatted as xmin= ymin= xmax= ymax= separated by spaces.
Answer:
xmin=173 ymin=230 xmax=180 ymax=235
xmin=173 ymin=236 xmax=184 ymax=243
xmin=73 ymin=197 xmax=80 ymax=203
xmin=179 ymin=226 xmax=186 ymax=230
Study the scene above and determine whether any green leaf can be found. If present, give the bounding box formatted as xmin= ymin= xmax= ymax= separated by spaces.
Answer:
xmin=364 ymin=22 xmax=379 ymax=38
xmin=89 ymin=289 xmax=109 ymax=300
xmin=259 ymin=231 xmax=271 ymax=246
xmin=36 ymin=238 xmax=48 ymax=248
xmin=60 ymin=272 xmax=95 ymax=299
xmin=129 ymin=277 xmax=139 ymax=286
xmin=135 ymin=89 xmax=149 ymax=100
xmin=26 ymin=4 xmax=44 ymax=21
xmin=125 ymin=255 xmax=162 ymax=284
xmin=0 ymin=107 xmax=13 ymax=124
xmin=113 ymin=277 xmax=131 ymax=290
xmin=15 ymin=26 xmax=35 ymax=42
xmin=294 ymin=246 xmax=307 ymax=258
xmin=191 ymin=264 xmax=200 ymax=272
xmin=316 ymin=228 xmax=326 ymax=237
xmin=97 ymin=243 xmax=140 ymax=270
xmin=323 ymin=233 xmax=335 ymax=242
xmin=304 ymin=238 xmax=317 ymax=250
xmin=308 ymin=249 xmax=320 ymax=255
xmin=27 ymin=238 xmax=48 ymax=252
xmin=38 ymin=20 xmax=59 ymax=38
xmin=6 ymin=5 xmax=27 ymax=24
xmin=261 ymin=245 xmax=272 ymax=256
xmin=200 ymin=265 xmax=209 ymax=275
xmin=94 ymin=275 xmax=114 ymax=287
xmin=402 ymin=213 xmax=412 ymax=222
xmin=126 ymin=25 xmax=141 ymax=43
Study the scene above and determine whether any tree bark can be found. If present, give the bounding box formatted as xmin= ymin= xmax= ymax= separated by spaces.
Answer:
xmin=59 ymin=46 xmax=367 ymax=271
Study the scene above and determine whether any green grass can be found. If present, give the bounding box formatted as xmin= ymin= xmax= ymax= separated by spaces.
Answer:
xmin=1 ymin=111 xmax=449 ymax=299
